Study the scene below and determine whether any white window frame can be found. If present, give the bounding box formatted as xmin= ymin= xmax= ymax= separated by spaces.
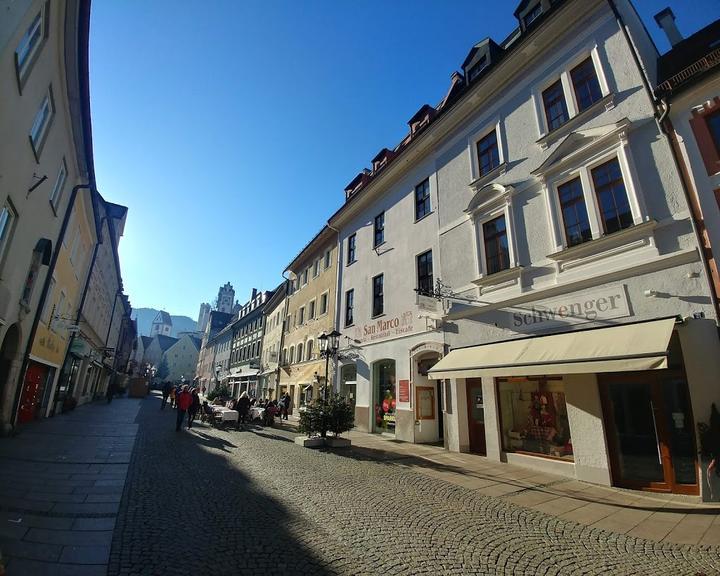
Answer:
xmin=15 ymin=2 xmax=50 ymax=89
xmin=306 ymin=339 xmax=314 ymax=361
xmin=50 ymin=158 xmax=68 ymax=213
xmin=42 ymin=276 xmax=56 ymax=325
xmin=308 ymin=298 xmax=316 ymax=320
xmin=468 ymin=186 xmax=519 ymax=280
xmin=532 ymin=44 xmax=611 ymax=139
xmin=0 ymin=200 xmax=18 ymax=271
xmin=313 ymin=259 xmax=320 ymax=278
xmin=324 ymin=249 xmax=332 ymax=269
xmin=30 ymin=86 xmax=55 ymax=160
xmin=298 ymin=306 xmax=305 ymax=325
xmin=468 ymin=119 xmax=506 ymax=182
xmin=319 ymin=291 xmax=329 ymax=316
xmin=542 ymin=137 xmax=646 ymax=253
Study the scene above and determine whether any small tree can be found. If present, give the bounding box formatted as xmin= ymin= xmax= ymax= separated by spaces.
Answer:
xmin=299 ymin=395 xmax=354 ymax=438
xmin=207 ymin=383 xmax=230 ymax=401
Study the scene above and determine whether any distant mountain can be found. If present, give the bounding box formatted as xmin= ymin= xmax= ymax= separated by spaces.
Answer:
xmin=132 ymin=308 xmax=198 ymax=338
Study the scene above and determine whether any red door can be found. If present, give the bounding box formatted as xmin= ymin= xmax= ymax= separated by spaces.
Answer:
xmin=18 ymin=362 xmax=48 ymax=423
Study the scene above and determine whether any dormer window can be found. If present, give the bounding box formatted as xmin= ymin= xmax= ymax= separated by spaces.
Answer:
xmin=523 ymin=4 xmax=542 ymax=27
xmin=467 ymin=55 xmax=487 ymax=83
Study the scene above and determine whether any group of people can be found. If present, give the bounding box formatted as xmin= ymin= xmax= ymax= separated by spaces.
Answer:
xmin=160 ymin=381 xmax=293 ymax=432
xmin=161 ymin=382 xmax=202 ymax=431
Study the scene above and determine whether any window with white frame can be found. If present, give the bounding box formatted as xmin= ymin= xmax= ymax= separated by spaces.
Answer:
xmin=319 ymin=292 xmax=328 ymax=316
xmin=534 ymin=48 xmax=610 ymax=138
xmin=538 ymin=123 xmax=646 ymax=253
xmin=297 ymin=342 xmax=303 ymax=363
xmin=308 ymin=299 xmax=316 ymax=320
xmin=298 ymin=306 xmax=305 ymax=325
xmin=313 ymin=259 xmax=320 ymax=277
xmin=306 ymin=339 xmax=314 ymax=361
xmin=30 ymin=87 xmax=55 ymax=159
xmin=15 ymin=2 xmax=49 ymax=87
xmin=470 ymin=121 xmax=505 ymax=181
xmin=0 ymin=200 xmax=17 ymax=267
xmin=324 ymin=248 xmax=332 ymax=269
xmin=467 ymin=183 xmax=520 ymax=280
xmin=50 ymin=158 xmax=67 ymax=212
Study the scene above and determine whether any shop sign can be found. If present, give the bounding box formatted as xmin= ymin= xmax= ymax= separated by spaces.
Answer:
xmin=398 ymin=379 xmax=410 ymax=403
xmin=507 ymin=284 xmax=630 ymax=332
xmin=356 ymin=311 xmax=414 ymax=343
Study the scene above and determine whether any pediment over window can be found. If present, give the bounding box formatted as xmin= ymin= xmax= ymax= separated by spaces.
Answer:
xmin=465 ymin=183 xmax=516 ymax=216
xmin=532 ymin=118 xmax=632 ymax=177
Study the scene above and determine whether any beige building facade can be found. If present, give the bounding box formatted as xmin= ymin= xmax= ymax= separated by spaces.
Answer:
xmin=279 ymin=227 xmax=338 ymax=411
xmin=0 ymin=0 xmax=98 ymax=431
xmin=258 ymin=286 xmax=286 ymax=399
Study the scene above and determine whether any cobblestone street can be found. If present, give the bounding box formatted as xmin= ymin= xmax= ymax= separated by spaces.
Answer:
xmin=106 ymin=395 xmax=720 ymax=576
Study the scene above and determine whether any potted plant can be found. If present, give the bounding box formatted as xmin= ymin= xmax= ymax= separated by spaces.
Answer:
xmin=296 ymin=395 xmax=354 ymax=448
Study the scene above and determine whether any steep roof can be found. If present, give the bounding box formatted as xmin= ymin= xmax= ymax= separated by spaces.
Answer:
xmin=189 ymin=336 xmax=202 ymax=351
xmin=656 ymin=19 xmax=720 ymax=95
xmin=140 ymin=336 xmax=152 ymax=349
xmin=154 ymin=311 xmax=172 ymax=325
xmin=155 ymin=334 xmax=179 ymax=351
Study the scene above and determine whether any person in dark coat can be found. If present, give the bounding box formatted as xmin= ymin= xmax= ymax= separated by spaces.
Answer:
xmin=161 ymin=382 xmax=172 ymax=410
xmin=188 ymin=388 xmax=201 ymax=428
xmin=237 ymin=391 xmax=251 ymax=428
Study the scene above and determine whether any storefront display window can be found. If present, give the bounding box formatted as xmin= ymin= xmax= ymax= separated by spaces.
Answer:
xmin=497 ymin=377 xmax=573 ymax=460
xmin=374 ymin=359 xmax=396 ymax=432
xmin=341 ymin=364 xmax=357 ymax=410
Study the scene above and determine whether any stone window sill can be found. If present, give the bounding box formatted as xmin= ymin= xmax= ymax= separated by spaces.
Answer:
xmin=537 ymin=93 xmax=615 ymax=150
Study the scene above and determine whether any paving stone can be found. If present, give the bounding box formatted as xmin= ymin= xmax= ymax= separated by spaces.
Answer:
xmin=2 ymin=557 xmax=108 ymax=576
xmin=51 ymin=501 xmax=120 ymax=515
xmin=0 ymin=536 xmax=62 ymax=562
xmin=59 ymin=544 xmax=110 ymax=564
xmin=24 ymin=528 xmax=113 ymax=546
xmin=72 ymin=517 xmax=116 ymax=531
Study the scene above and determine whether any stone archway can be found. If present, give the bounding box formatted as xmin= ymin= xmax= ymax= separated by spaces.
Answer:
xmin=0 ymin=324 xmax=21 ymax=422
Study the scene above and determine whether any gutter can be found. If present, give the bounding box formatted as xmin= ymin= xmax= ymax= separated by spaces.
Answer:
xmin=606 ymin=0 xmax=720 ymax=319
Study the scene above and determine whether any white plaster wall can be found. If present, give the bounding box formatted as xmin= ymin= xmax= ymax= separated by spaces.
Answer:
xmin=564 ymin=373 xmax=612 ymax=486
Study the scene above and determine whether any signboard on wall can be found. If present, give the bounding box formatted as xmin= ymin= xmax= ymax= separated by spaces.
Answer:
xmin=416 ymin=386 xmax=435 ymax=420
xmin=354 ymin=311 xmax=414 ymax=343
xmin=504 ymin=284 xmax=631 ymax=332
xmin=398 ymin=379 xmax=410 ymax=403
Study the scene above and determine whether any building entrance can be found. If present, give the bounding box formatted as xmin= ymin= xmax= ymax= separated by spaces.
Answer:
xmin=600 ymin=371 xmax=697 ymax=494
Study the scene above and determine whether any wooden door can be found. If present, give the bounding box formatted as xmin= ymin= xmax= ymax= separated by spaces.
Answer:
xmin=599 ymin=371 xmax=698 ymax=495
xmin=466 ymin=378 xmax=486 ymax=456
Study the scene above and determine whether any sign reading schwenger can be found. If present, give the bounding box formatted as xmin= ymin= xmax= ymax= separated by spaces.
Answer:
xmin=507 ymin=284 xmax=631 ymax=332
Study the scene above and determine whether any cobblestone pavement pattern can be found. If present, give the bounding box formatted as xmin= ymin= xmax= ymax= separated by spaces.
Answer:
xmin=109 ymin=397 xmax=720 ymax=576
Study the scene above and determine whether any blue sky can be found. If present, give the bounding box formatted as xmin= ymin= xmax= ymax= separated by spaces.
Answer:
xmin=89 ymin=0 xmax=718 ymax=320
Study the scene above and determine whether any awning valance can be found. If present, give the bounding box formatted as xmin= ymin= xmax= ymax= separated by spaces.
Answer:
xmin=428 ymin=318 xmax=675 ymax=380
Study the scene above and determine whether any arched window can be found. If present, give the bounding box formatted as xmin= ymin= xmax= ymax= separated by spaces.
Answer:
xmin=289 ymin=346 xmax=295 ymax=364
xmin=282 ymin=348 xmax=288 ymax=364
xmin=306 ymin=340 xmax=314 ymax=361
xmin=297 ymin=343 xmax=304 ymax=363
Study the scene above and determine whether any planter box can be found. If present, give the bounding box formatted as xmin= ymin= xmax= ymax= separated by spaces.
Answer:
xmin=324 ymin=437 xmax=351 ymax=449
xmin=295 ymin=436 xmax=325 ymax=448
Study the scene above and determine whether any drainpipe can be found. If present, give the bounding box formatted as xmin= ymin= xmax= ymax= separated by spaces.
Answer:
xmin=606 ymin=0 xmax=720 ymax=319
xmin=10 ymin=183 xmax=93 ymax=429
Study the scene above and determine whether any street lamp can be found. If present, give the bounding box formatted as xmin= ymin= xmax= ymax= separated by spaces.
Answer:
xmin=319 ymin=330 xmax=341 ymax=401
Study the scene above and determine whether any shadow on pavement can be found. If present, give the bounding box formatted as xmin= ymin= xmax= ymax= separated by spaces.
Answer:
xmin=333 ymin=443 xmax=720 ymax=517
xmin=108 ymin=395 xmax=333 ymax=576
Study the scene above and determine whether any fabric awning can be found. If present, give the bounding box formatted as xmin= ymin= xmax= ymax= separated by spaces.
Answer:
xmin=428 ymin=318 xmax=675 ymax=380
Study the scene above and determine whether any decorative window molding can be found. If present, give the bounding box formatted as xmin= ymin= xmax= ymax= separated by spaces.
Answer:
xmin=29 ymin=86 xmax=55 ymax=161
xmin=689 ymin=97 xmax=720 ymax=176
xmin=49 ymin=158 xmax=67 ymax=214
xmin=533 ymin=118 xmax=654 ymax=270
xmin=465 ymin=183 xmax=522 ymax=294
xmin=532 ymin=44 xmax=613 ymax=147
xmin=14 ymin=1 xmax=50 ymax=91
xmin=468 ymin=119 xmax=506 ymax=182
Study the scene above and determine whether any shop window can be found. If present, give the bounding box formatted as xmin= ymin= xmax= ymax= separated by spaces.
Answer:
xmin=374 ymin=359 xmax=396 ymax=433
xmin=497 ymin=377 xmax=573 ymax=460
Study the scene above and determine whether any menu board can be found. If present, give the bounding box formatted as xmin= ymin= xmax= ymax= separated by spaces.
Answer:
xmin=398 ymin=379 xmax=410 ymax=403
xmin=416 ymin=386 xmax=435 ymax=420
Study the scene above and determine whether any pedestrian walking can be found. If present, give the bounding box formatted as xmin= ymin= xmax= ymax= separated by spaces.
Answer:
xmin=106 ymin=380 xmax=115 ymax=404
xmin=237 ymin=391 xmax=250 ymax=429
xmin=169 ymin=385 xmax=176 ymax=409
xmin=188 ymin=388 xmax=201 ymax=429
xmin=161 ymin=381 xmax=171 ymax=410
xmin=281 ymin=392 xmax=291 ymax=420
xmin=175 ymin=385 xmax=192 ymax=431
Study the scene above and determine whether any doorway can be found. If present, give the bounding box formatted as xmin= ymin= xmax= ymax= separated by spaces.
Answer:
xmin=0 ymin=324 xmax=20 ymax=414
xmin=599 ymin=371 xmax=698 ymax=494
xmin=18 ymin=361 xmax=50 ymax=424
xmin=466 ymin=378 xmax=487 ymax=455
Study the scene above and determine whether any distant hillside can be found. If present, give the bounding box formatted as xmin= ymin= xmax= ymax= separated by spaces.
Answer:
xmin=132 ymin=308 xmax=198 ymax=337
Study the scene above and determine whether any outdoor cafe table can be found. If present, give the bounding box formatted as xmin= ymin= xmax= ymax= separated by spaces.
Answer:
xmin=249 ymin=406 xmax=265 ymax=421
xmin=212 ymin=407 xmax=239 ymax=422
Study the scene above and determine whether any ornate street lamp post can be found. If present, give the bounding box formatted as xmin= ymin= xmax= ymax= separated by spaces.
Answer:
xmin=318 ymin=330 xmax=341 ymax=401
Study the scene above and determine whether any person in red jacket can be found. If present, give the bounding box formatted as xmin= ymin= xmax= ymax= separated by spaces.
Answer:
xmin=176 ymin=385 xmax=193 ymax=432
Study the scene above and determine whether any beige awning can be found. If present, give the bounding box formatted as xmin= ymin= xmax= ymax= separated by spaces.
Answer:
xmin=428 ymin=318 xmax=675 ymax=380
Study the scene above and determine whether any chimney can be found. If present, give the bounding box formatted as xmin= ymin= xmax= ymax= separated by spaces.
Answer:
xmin=654 ymin=8 xmax=683 ymax=47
